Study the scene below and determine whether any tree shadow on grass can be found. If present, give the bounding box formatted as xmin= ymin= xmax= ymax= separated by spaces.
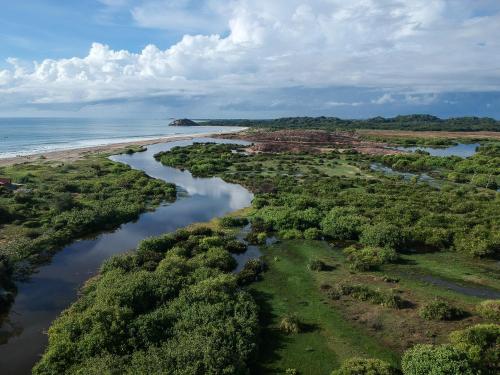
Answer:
xmin=249 ymin=289 xmax=294 ymax=374
xmin=299 ymin=321 xmax=320 ymax=333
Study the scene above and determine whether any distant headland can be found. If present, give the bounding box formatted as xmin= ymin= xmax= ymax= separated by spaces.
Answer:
xmin=169 ymin=118 xmax=200 ymax=126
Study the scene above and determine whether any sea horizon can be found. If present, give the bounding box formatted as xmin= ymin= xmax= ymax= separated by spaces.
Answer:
xmin=0 ymin=117 xmax=239 ymax=158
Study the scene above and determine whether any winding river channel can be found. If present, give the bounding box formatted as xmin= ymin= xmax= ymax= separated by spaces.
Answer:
xmin=0 ymin=138 xmax=254 ymax=374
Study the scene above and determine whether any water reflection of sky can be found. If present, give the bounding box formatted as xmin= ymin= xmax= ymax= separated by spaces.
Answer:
xmin=0 ymin=137 xmax=253 ymax=375
xmin=396 ymin=143 xmax=479 ymax=158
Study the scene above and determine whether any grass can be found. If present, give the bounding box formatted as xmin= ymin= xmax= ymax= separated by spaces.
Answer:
xmin=249 ymin=239 xmax=498 ymax=374
xmin=250 ymin=240 xmax=398 ymax=374
xmin=396 ymin=252 xmax=500 ymax=291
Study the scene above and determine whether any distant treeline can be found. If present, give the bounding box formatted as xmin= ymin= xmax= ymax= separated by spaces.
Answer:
xmin=206 ymin=114 xmax=500 ymax=131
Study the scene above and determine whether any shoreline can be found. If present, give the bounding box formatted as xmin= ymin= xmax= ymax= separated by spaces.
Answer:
xmin=0 ymin=128 xmax=247 ymax=167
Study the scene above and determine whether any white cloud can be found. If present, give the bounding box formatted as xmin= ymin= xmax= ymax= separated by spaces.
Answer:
xmin=326 ymin=101 xmax=363 ymax=107
xmin=372 ymin=94 xmax=395 ymax=105
xmin=1 ymin=0 xmax=500 ymax=112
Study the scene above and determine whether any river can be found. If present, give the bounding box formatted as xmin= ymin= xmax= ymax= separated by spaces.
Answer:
xmin=0 ymin=137 xmax=254 ymax=374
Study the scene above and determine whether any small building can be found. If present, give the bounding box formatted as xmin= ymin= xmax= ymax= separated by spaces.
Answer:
xmin=0 ymin=178 xmax=12 ymax=187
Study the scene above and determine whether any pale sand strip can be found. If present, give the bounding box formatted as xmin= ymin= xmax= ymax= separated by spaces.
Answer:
xmin=0 ymin=128 xmax=246 ymax=167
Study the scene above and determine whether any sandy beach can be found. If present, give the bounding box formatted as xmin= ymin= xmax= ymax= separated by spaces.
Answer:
xmin=0 ymin=128 xmax=246 ymax=167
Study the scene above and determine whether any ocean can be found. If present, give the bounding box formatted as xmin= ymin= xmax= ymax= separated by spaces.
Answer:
xmin=0 ymin=118 xmax=241 ymax=158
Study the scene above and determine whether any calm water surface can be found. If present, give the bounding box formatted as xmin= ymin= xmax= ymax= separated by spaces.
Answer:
xmin=0 ymin=138 xmax=253 ymax=374
xmin=0 ymin=117 xmax=242 ymax=158
xmin=395 ymin=143 xmax=480 ymax=157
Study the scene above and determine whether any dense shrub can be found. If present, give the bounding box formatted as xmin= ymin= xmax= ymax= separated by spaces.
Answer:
xmin=332 ymin=358 xmax=397 ymax=375
xmin=33 ymin=229 xmax=259 ymax=374
xmin=279 ymin=228 xmax=304 ymax=240
xmin=304 ymin=227 xmax=322 ymax=240
xmin=453 ymin=226 xmax=499 ymax=257
xmin=359 ymin=223 xmax=405 ymax=250
xmin=476 ymin=300 xmax=500 ymax=321
xmin=401 ymin=344 xmax=474 ymax=375
xmin=219 ymin=216 xmax=249 ymax=228
xmin=419 ymin=300 xmax=465 ymax=321
xmin=237 ymin=258 xmax=266 ymax=286
xmin=321 ymin=208 xmax=366 ymax=240
xmin=343 ymin=246 xmax=397 ymax=271
xmin=156 ymin=142 xmax=499 ymax=262
xmin=449 ymin=324 xmax=500 ymax=373
xmin=333 ymin=283 xmax=404 ymax=309
xmin=0 ymin=158 xmax=177 ymax=302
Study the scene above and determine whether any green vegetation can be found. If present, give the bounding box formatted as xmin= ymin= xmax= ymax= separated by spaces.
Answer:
xmin=343 ymin=246 xmax=397 ymax=271
xmin=476 ymin=300 xmax=500 ymax=321
xmin=0 ymin=155 xmax=176 ymax=312
xmin=418 ymin=300 xmax=465 ymax=321
xmin=401 ymin=344 xmax=475 ymax=375
xmin=449 ymin=324 xmax=500 ymax=374
xmin=34 ymin=227 xmax=259 ymax=374
xmin=206 ymin=115 xmax=500 ymax=131
xmin=249 ymin=240 xmax=398 ymax=374
xmin=329 ymin=283 xmax=405 ymax=309
xmin=361 ymin=135 xmax=462 ymax=147
xmin=32 ymin=132 xmax=500 ymax=374
xmin=155 ymin=140 xmax=499 ymax=373
xmin=157 ymin=143 xmax=499 ymax=260
xmin=332 ymin=358 xmax=398 ymax=375
xmin=219 ymin=216 xmax=249 ymax=228
xmin=279 ymin=313 xmax=302 ymax=334
xmin=377 ymin=142 xmax=500 ymax=190
xmin=402 ymin=323 xmax=500 ymax=375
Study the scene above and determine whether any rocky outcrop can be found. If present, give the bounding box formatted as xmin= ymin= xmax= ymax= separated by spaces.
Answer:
xmin=169 ymin=119 xmax=200 ymax=126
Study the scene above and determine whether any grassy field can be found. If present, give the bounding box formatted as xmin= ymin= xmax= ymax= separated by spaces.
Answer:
xmin=248 ymin=239 xmax=499 ymax=374
xmin=250 ymin=240 xmax=399 ymax=374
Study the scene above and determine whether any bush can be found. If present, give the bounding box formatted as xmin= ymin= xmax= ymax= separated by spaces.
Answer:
xmin=279 ymin=229 xmax=303 ymax=240
xmin=304 ymin=227 xmax=322 ymax=240
xmin=402 ymin=344 xmax=474 ymax=375
xmin=343 ymin=246 xmax=397 ymax=271
xmin=333 ymin=283 xmax=404 ymax=309
xmin=224 ymin=239 xmax=247 ymax=254
xmin=419 ymin=300 xmax=465 ymax=321
xmin=219 ymin=216 xmax=249 ymax=228
xmin=332 ymin=357 xmax=397 ymax=375
xmin=237 ymin=258 xmax=266 ymax=286
xmin=321 ymin=208 xmax=365 ymax=240
xmin=308 ymin=259 xmax=327 ymax=271
xmin=279 ymin=314 xmax=301 ymax=334
xmin=453 ymin=225 xmax=498 ymax=257
xmin=476 ymin=300 xmax=500 ymax=321
xmin=245 ymin=231 xmax=267 ymax=245
xmin=449 ymin=323 xmax=500 ymax=373
xmin=360 ymin=223 xmax=404 ymax=249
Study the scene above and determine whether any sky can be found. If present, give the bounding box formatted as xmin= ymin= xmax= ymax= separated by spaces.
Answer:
xmin=0 ymin=0 xmax=499 ymax=119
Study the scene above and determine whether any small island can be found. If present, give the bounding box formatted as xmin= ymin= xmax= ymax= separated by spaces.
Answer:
xmin=169 ymin=118 xmax=200 ymax=126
